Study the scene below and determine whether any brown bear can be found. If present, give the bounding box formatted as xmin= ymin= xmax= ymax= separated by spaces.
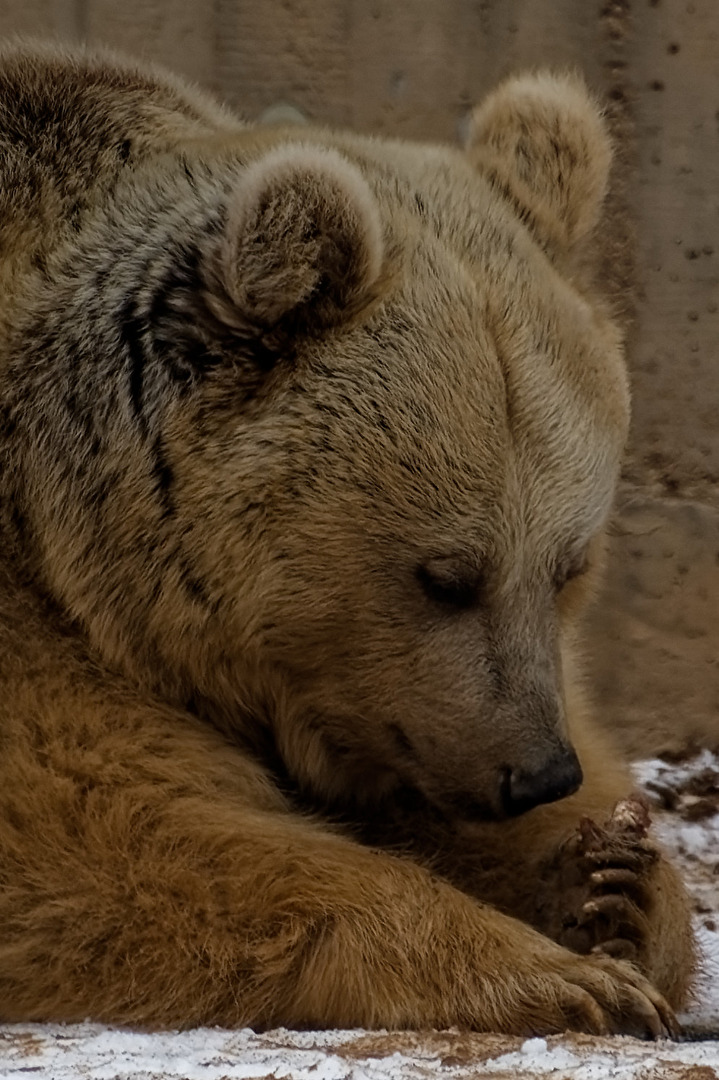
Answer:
xmin=0 ymin=41 xmax=694 ymax=1035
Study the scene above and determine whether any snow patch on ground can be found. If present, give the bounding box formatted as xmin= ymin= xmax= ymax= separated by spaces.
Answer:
xmin=634 ymin=750 xmax=719 ymax=1036
xmin=3 ymin=1023 xmax=719 ymax=1079
xmin=2 ymin=752 xmax=719 ymax=1078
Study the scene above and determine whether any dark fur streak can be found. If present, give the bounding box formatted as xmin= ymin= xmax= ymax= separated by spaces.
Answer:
xmin=147 ymin=248 xmax=229 ymax=386
xmin=147 ymin=578 xmax=163 ymax=606
xmin=388 ymin=722 xmax=417 ymax=759
xmin=30 ymin=250 xmax=47 ymax=274
xmin=178 ymin=558 xmax=217 ymax=610
xmin=147 ymin=255 xmax=198 ymax=328
xmin=118 ymin=294 xmax=152 ymax=432
xmin=90 ymin=476 xmax=111 ymax=509
xmin=9 ymin=503 xmax=29 ymax=546
xmin=0 ymin=404 xmax=16 ymax=439
xmin=150 ymin=436 xmax=175 ymax=518
xmin=79 ymin=408 xmax=97 ymax=443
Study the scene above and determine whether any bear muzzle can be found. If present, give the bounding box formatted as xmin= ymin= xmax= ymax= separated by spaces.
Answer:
xmin=436 ymin=742 xmax=583 ymax=822
xmin=500 ymin=744 xmax=584 ymax=817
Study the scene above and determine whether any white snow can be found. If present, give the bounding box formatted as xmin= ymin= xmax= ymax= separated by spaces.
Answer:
xmin=520 ymin=1036 xmax=549 ymax=1055
xmin=2 ymin=1023 xmax=719 ymax=1079
xmin=2 ymin=751 xmax=719 ymax=1078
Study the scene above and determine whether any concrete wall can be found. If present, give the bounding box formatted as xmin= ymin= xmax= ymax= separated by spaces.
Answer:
xmin=1 ymin=0 xmax=717 ymax=756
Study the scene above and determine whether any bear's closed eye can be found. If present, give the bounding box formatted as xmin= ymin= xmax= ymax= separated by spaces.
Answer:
xmin=417 ymin=556 xmax=485 ymax=609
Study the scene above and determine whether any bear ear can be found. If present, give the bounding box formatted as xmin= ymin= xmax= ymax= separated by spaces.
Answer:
xmin=204 ymin=145 xmax=384 ymax=355
xmin=466 ymin=72 xmax=612 ymax=255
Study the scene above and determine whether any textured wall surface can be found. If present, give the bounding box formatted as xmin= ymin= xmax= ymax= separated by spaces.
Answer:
xmin=0 ymin=0 xmax=717 ymax=755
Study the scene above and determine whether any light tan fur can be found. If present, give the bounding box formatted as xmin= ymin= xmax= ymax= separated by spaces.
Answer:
xmin=0 ymin=41 xmax=694 ymax=1034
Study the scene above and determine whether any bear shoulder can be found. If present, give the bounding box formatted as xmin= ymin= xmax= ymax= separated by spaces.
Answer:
xmin=0 ymin=41 xmax=243 ymax=282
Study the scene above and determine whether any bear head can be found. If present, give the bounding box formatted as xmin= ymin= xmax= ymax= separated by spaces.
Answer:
xmin=4 ymin=71 xmax=629 ymax=822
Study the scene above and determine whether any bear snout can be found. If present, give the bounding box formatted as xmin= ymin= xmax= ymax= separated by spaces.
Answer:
xmin=437 ymin=744 xmax=582 ymax=822
xmin=501 ymin=745 xmax=584 ymax=817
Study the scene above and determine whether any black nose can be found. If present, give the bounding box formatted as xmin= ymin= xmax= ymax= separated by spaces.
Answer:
xmin=503 ymin=748 xmax=583 ymax=816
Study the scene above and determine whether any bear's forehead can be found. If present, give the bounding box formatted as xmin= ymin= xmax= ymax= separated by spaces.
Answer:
xmin=287 ymin=267 xmax=620 ymax=558
xmin=250 ymin=136 xmax=627 ymax=556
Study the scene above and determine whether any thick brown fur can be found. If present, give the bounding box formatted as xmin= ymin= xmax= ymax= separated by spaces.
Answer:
xmin=0 ymin=41 xmax=694 ymax=1034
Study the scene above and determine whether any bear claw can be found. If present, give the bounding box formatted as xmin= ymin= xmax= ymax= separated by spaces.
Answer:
xmin=592 ymin=938 xmax=638 ymax=961
xmin=590 ymin=867 xmax=641 ymax=891
xmin=580 ymin=893 xmax=640 ymax=928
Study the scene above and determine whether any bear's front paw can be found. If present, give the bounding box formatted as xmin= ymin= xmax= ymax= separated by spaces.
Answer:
xmin=525 ymin=948 xmax=678 ymax=1038
xmin=539 ymin=798 xmax=661 ymax=968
